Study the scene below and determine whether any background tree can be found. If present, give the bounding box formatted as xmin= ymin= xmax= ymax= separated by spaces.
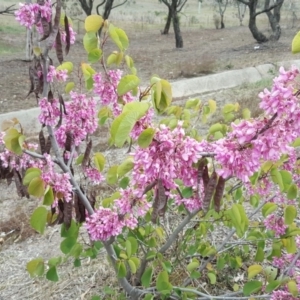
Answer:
xmin=0 ymin=4 xmax=16 ymax=15
xmin=160 ymin=0 xmax=187 ymax=48
xmin=237 ymin=0 xmax=285 ymax=43
xmin=215 ymin=0 xmax=229 ymax=29
xmin=235 ymin=0 xmax=247 ymax=26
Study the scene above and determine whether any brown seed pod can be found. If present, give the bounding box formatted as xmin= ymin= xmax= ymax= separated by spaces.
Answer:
xmin=82 ymin=140 xmax=92 ymax=168
xmin=39 ymin=130 xmax=46 ymax=154
xmin=63 ymin=197 xmax=73 ymax=230
xmin=151 ymin=179 xmax=167 ymax=223
xmin=202 ymin=165 xmax=210 ymax=191
xmin=202 ymin=171 xmax=218 ymax=213
xmin=213 ymin=176 xmax=225 ymax=213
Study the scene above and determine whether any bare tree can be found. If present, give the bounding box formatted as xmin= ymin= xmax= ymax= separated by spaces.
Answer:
xmin=237 ymin=0 xmax=285 ymax=43
xmin=160 ymin=0 xmax=187 ymax=48
xmin=77 ymin=0 xmax=127 ymax=18
xmin=235 ymin=0 xmax=247 ymax=26
xmin=0 ymin=4 xmax=16 ymax=15
xmin=215 ymin=0 xmax=229 ymax=29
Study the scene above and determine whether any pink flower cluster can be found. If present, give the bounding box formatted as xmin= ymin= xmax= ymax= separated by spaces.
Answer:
xmin=38 ymin=97 xmax=61 ymax=126
xmin=41 ymin=154 xmax=73 ymax=203
xmin=271 ymin=290 xmax=299 ymax=300
xmin=85 ymin=188 xmax=151 ymax=241
xmin=263 ymin=214 xmax=287 ymax=237
xmin=47 ymin=66 xmax=68 ymax=83
xmin=55 ymin=92 xmax=98 ymax=147
xmin=93 ymin=70 xmax=135 ymax=116
xmin=84 ymin=167 xmax=104 ymax=184
xmin=15 ymin=0 xmax=52 ymax=29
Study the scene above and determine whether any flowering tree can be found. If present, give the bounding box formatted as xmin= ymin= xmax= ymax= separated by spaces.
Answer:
xmin=3 ymin=0 xmax=300 ymax=299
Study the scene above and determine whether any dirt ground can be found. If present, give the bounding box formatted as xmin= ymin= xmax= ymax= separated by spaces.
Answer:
xmin=0 ymin=23 xmax=298 ymax=114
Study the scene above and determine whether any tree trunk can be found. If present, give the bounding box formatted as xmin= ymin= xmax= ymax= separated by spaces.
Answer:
xmin=220 ymin=14 xmax=225 ymax=28
xmin=172 ymin=9 xmax=183 ymax=48
xmin=162 ymin=6 xmax=172 ymax=34
xmin=265 ymin=0 xmax=283 ymax=41
xmin=103 ymin=0 xmax=114 ymax=20
xmin=248 ymin=0 xmax=268 ymax=43
xmin=78 ymin=0 xmax=93 ymax=16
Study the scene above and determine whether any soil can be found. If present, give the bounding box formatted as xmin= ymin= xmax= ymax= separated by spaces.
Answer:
xmin=0 ymin=25 xmax=297 ymax=114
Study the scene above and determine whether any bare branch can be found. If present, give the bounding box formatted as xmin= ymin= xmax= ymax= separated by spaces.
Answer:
xmin=112 ymin=0 xmax=128 ymax=10
xmin=254 ymin=0 xmax=284 ymax=17
xmin=236 ymin=0 xmax=250 ymax=5
xmin=0 ymin=4 xmax=16 ymax=15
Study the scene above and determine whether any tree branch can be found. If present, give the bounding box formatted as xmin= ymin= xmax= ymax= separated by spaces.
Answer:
xmin=236 ymin=0 xmax=250 ymax=6
xmin=177 ymin=0 xmax=188 ymax=13
xmin=96 ymin=0 xmax=105 ymax=16
xmin=254 ymin=0 xmax=284 ymax=17
xmin=112 ymin=0 xmax=128 ymax=10
xmin=0 ymin=4 xmax=16 ymax=15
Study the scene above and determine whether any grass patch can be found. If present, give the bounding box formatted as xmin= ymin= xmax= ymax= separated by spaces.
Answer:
xmin=0 ymin=24 xmax=24 ymax=34
xmin=0 ymin=41 xmax=22 ymax=55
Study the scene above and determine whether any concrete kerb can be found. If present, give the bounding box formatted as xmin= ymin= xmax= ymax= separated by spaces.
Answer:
xmin=1 ymin=59 xmax=300 ymax=136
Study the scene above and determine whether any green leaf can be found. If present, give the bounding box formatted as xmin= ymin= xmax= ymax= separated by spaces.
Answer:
xmin=126 ymin=239 xmax=132 ymax=257
xmin=119 ymin=177 xmax=130 ymax=189
xmin=292 ymin=137 xmax=300 ymax=147
xmin=156 ymin=270 xmax=172 ymax=293
xmin=270 ymin=167 xmax=284 ymax=192
xmin=222 ymin=103 xmax=236 ymax=114
xmin=3 ymin=128 xmax=23 ymax=155
xmin=88 ymin=48 xmax=102 ymax=63
xmin=117 ymin=75 xmax=140 ymax=96
xmin=287 ymin=280 xmax=298 ymax=297
xmin=182 ymin=187 xmax=193 ymax=198
xmin=264 ymin=266 xmax=278 ymax=281
xmin=118 ymin=157 xmax=134 ymax=178
xmin=284 ymin=236 xmax=297 ymax=253
xmin=292 ymin=31 xmax=300 ymax=54
xmin=46 ymin=266 xmax=59 ymax=282
xmin=152 ymin=79 xmax=172 ymax=113
xmin=143 ymin=294 xmax=154 ymax=300
xmin=106 ymin=165 xmax=118 ymax=185
xmin=28 ymin=177 xmax=45 ymax=198
xmin=208 ymin=99 xmax=216 ymax=113
xmin=141 ymin=267 xmax=153 ymax=288
xmin=27 ymin=258 xmax=44 ymax=277
xmin=284 ymin=205 xmax=297 ymax=225
xmin=116 ymin=261 xmax=127 ymax=278
xmin=248 ymin=264 xmax=263 ymax=279
xmin=83 ymin=32 xmax=98 ymax=53
xmin=65 ymin=82 xmax=75 ymax=94
xmin=30 ymin=206 xmax=48 ymax=234
xmin=23 ymin=168 xmax=42 ymax=186
xmin=242 ymin=108 xmax=251 ymax=119
xmin=209 ymin=123 xmax=223 ymax=135
xmin=187 ymin=260 xmax=199 ymax=273
xmin=43 ymin=186 xmax=54 ymax=206
xmin=265 ymin=280 xmax=282 ymax=293
xmin=243 ymin=281 xmax=262 ymax=296
xmin=162 ymin=261 xmax=172 ymax=273
xmin=229 ymin=204 xmax=248 ymax=237
xmin=127 ymin=237 xmax=138 ymax=255
xmin=94 ymin=152 xmax=105 ymax=172
xmin=128 ymin=259 xmax=137 ymax=274
xmin=48 ymin=257 xmax=62 ymax=267
xmin=56 ymin=61 xmax=73 ymax=73
xmin=207 ymin=272 xmax=216 ymax=284
xmin=85 ymin=15 xmax=103 ymax=33
xmin=115 ymin=27 xmax=129 ymax=50
xmin=138 ymin=128 xmax=156 ymax=148
xmin=60 ymin=237 xmax=77 ymax=254
xmin=185 ymin=98 xmax=200 ymax=109
xmin=262 ymin=202 xmax=278 ymax=217
xmin=255 ymin=241 xmax=265 ymax=262
xmin=61 ymin=220 xmax=79 ymax=238
xmin=111 ymin=102 xmax=149 ymax=147
xmin=287 ymin=183 xmax=298 ymax=200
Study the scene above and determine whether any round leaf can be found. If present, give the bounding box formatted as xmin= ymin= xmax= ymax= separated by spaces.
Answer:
xmin=30 ymin=206 xmax=48 ymax=234
xmin=138 ymin=128 xmax=156 ymax=148
xmin=28 ymin=177 xmax=45 ymax=198
xmin=85 ymin=15 xmax=103 ymax=33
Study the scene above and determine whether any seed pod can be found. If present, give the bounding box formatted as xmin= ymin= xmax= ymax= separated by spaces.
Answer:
xmin=64 ymin=14 xmax=70 ymax=55
xmin=74 ymin=193 xmax=86 ymax=223
xmin=82 ymin=140 xmax=92 ymax=168
xmin=39 ymin=130 xmax=46 ymax=154
xmin=197 ymin=158 xmax=207 ymax=199
xmin=151 ymin=179 xmax=167 ymax=223
xmin=202 ymin=165 xmax=210 ymax=191
xmin=213 ymin=176 xmax=225 ymax=213
xmin=202 ymin=171 xmax=218 ymax=213
xmin=65 ymin=131 xmax=74 ymax=152
xmin=63 ymin=198 xmax=73 ymax=230
xmin=45 ymin=136 xmax=52 ymax=154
